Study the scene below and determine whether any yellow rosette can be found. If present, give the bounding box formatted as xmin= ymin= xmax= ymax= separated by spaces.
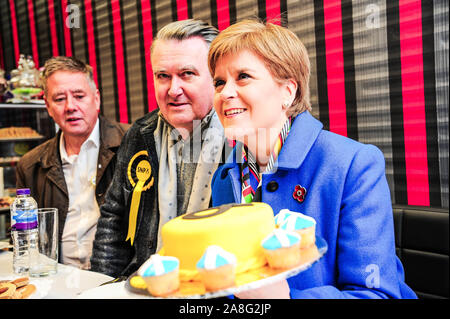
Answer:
xmin=126 ymin=150 xmax=154 ymax=245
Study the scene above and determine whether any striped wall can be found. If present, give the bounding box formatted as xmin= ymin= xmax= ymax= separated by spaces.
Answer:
xmin=0 ymin=0 xmax=448 ymax=209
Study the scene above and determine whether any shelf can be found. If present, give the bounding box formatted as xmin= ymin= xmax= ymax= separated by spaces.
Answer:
xmin=0 ymin=136 xmax=44 ymax=142
xmin=0 ymin=102 xmax=46 ymax=109
xmin=0 ymin=157 xmax=20 ymax=166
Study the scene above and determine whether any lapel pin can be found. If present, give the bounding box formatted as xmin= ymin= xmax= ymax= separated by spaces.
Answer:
xmin=293 ymin=185 xmax=306 ymax=203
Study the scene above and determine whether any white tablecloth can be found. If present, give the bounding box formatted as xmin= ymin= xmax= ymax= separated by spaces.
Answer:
xmin=0 ymin=250 xmax=114 ymax=299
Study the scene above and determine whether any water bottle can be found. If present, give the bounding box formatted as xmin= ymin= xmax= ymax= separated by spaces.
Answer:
xmin=10 ymin=188 xmax=38 ymax=274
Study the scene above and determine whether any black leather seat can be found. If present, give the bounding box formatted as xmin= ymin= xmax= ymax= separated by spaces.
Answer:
xmin=393 ymin=205 xmax=449 ymax=299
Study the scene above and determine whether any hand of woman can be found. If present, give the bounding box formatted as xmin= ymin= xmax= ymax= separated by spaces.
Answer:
xmin=234 ymin=279 xmax=290 ymax=299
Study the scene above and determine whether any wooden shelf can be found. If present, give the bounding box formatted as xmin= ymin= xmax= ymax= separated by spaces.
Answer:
xmin=0 ymin=102 xmax=45 ymax=109
xmin=0 ymin=136 xmax=44 ymax=142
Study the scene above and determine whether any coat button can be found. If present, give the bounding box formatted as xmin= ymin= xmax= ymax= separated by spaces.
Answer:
xmin=266 ymin=181 xmax=278 ymax=192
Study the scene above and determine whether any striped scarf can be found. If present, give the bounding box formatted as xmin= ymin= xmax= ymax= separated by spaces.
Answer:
xmin=241 ymin=116 xmax=293 ymax=203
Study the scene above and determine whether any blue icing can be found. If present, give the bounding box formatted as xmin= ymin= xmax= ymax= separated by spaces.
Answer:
xmin=197 ymin=252 xmax=232 ymax=269
xmin=141 ymin=259 xmax=178 ymax=277
xmin=280 ymin=214 xmax=315 ymax=230
xmin=196 ymin=254 xmax=207 ymax=269
xmin=196 ymin=246 xmax=235 ymax=269
xmin=262 ymin=231 xmax=300 ymax=250
xmin=216 ymin=255 xmax=229 ymax=268
xmin=274 ymin=211 xmax=292 ymax=225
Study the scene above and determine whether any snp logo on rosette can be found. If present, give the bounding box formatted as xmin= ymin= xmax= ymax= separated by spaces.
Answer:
xmin=126 ymin=150 xmax=154 ymax=245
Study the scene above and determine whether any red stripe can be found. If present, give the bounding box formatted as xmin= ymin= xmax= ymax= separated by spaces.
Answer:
xmin=47 ymin=0 xmax=59 ymax=57
xmin=399 ymin=0 xmax=429 ymax=206
xmin=242 ymin=186 xmax=252 ymax=197
xmin=27 ymin=0 xmax=39 ymax=67
xmin=216 ymin=0 xmax=230 ymax=31
xmin=323 ymin=0 xmax=347 ymax=137
xmin=84 ymin=0 xmax=98 ymax=85
xmin=111 ymin=0 xmax=129 ymax=123
xmin=177 ymin=0 xmax=188 ymax=20
xmin=61 ymin=0 xmax=72 ymax=56
xmin=9 ymin=0 xmax=19 ymax=64
xmin=266 ymin=0 xmax=281 ymax=24
xmin=249 ymin=169 xmax=260 ymax=182
xmin=141 ymin=0 xmax=155 ymax=111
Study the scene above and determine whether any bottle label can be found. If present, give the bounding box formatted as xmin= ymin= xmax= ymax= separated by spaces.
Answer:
xmin=11 ymin=208 xmax=38 ymax=230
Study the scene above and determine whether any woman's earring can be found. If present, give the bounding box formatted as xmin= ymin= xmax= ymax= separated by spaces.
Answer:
xmin=282 ymin=101 xmax=290 ymax=109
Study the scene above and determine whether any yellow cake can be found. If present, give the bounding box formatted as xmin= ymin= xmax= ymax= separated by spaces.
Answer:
xmin=160 ymin=202 xmax=275 ymax=281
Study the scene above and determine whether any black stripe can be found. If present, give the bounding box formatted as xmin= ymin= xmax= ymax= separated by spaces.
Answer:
xmin=171 ymin=0 xmax=177 ymax=21
xmin=257 ymin=0 xmax=266 ymax=22
xmin=136 ymin=0 xmax=149 ymax=114
xmin=210 ymin=0 xmax=218 ymax=29
xmin=421 ymin=1 xmax=441 ymax=207
xmin=313 ymin=0 xmax=329 ymax=131
xmin=0 ymin=1 xmax=16 ymax=72
xmin=229 ymin=0 xmax=237 ymax=25
xmin=34 ymin=0 xmax=52 ymax=65
xmin=118 ymin=0 xmax=131 ymax=123
xmin=15 ymin=0 xmax=32 ymax=57
xmin=386 ymin=1 xmax=407 ymax=205
xmin=280 ymin=0 xmax=288 ymax=27
xmin=0 ymin=21 xmax=3 ymax=69
xmin=79 ymin=0 xmax=90 ymax=63
xmin=341 ymin=0 xmax=358 ymax=140
xmin=150 ymin=0 xmax=158 ymax=38
xmin=52 ymin=0 xmax=64 ymax=56
xmin=107 ymin=0 xmax=121 ymax=123
xmin=187 ymin=0 xmax=193 ymax=18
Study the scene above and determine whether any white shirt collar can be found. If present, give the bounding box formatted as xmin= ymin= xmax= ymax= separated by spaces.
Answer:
xmin=60 ymin=117 xmax=100 ymax=164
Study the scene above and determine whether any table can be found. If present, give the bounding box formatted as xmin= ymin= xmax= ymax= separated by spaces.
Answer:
xmin=0 ymin=250 xmax=113 ymax=298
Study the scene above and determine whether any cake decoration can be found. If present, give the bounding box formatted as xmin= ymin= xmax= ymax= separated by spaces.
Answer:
xmin=138 ymin=254 xmax=179 ymax=277
xmin=262 ymin=229 xmax=302 ymax=269
xmin=274 ymin=209 xmax=295 ymax=227
xmin=279 ymin=212 xmax=316 ymax=231
xmin=279 ymin=212 xmax=316 ymax=248
xmin=261 ymin=229 xmax=301 ymax=250
xmin=137 ymin=254 xmax=180 ymax=297
xmin=197 ymin=246 xmax=237 ymax=291
xmin=197 ymin=245 xmax=237 ymax=270
xmin=183 ymin=203 xmax=252 ymax=219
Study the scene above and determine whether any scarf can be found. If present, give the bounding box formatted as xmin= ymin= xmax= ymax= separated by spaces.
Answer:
xmin=154 ymin=109 xmax=225 ymax=252
xmin=240 ymin=116 xmax=293 ymax=203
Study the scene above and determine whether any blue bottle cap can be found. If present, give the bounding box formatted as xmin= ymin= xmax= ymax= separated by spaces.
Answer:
xmin=16 ymin=188 xmax=30 ymax=196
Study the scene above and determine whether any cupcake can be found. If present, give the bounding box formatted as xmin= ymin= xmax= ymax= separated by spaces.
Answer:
xmin=196 ymin=245 xmax=237 ymax=291
xmin=261 ymin=229 xmax=302 ymax=269
xmin=279 ymin=212 xmax=316 ymax=248
xmin=274 ymin=209 xmax=295 ymax=227
xmin=137 ymin=254 xmax=180 ymax=297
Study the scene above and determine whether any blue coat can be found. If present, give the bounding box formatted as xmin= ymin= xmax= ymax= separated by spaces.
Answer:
xmin=212 ymin=111 xmax=417 ymax=299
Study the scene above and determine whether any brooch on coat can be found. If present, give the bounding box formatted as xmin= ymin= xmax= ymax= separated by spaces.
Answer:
xmin=293 ymin=185 xmax=307 ymax=203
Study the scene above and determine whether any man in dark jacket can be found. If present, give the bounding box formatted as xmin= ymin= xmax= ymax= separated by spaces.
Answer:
xmin=16 ymin=56 xmax=128 ymax=270
xmin=91 ymin=19 xmax=228 ymax=278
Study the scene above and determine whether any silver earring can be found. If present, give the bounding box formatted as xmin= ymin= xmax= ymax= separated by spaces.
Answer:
xmin=282 ymin=101 xmax=290 ymax=109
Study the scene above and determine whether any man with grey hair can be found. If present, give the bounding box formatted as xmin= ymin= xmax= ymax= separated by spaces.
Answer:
xmin=16 ymin=56 xmax=128 ymax=269
xmin=91 ymin=19 xmax=228 ymax=278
